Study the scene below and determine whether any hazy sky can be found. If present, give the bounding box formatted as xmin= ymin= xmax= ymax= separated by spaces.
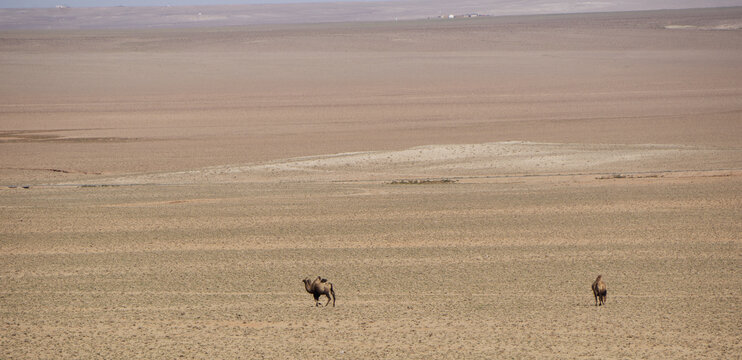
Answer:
xmin=0 ymin=0 xmax=381 ymax=8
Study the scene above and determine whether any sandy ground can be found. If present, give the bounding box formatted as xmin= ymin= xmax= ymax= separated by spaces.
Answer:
xmin=1 ymin=7 xmax=741 ymax=359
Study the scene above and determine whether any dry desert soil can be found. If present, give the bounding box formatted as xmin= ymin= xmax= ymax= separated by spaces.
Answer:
xmin=1 ymin=6 xmax=741 ymax=359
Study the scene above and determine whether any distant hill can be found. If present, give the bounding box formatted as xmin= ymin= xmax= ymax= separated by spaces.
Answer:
xmin=1 ymin=0 xmax=740 ymax=30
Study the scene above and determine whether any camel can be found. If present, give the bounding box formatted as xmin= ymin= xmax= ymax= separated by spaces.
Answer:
xmin=302 ymin=276 xmax=336 ymax=307
xmin=592 ymin=275 xmax=607 ymax=306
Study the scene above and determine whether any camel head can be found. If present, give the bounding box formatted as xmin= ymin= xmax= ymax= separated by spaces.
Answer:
xmin=596 ymin=275 xmax=602 ymax=280
xmin=302 ymin=278 xmax=313 ymax=293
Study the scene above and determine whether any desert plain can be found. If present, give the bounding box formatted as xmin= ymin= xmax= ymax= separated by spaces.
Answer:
xmin=1 ymin=6 xmax=742 ymax=359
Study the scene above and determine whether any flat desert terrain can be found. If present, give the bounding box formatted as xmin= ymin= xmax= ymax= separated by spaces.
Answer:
xmin=1 ymin=6 xmax=741 ymax=359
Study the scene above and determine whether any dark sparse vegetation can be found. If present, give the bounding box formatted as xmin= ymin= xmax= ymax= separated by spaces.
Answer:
xmin=389 ymin=178 xmax=458 ymax=185
xmin=596 ymin=173 xmax=661 ymax=180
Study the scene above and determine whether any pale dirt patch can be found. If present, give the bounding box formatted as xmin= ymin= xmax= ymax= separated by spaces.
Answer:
xmin=665 ymin=23 xmax=742 ymax=30
xmin=73 ymin=141 xmax=739 ymax=185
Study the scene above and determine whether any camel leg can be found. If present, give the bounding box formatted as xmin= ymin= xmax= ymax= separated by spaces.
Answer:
xmin=594 ymin=293 xmax=598 ymax=306
xmin=314 ymin=294 xmax=321 ymax=307
xmin=325 ymin=294 xmax=332 ymax=307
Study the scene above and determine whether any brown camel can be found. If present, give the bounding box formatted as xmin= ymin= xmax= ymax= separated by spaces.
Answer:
xmin=592 ymin=275 xmax=607 ymax=306
xmin=302 ymin=276 xmax=336 ymax=307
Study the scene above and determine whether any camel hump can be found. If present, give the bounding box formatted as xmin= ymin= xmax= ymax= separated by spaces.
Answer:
xmin=320 ymin=278 xmax=328 ymax=283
